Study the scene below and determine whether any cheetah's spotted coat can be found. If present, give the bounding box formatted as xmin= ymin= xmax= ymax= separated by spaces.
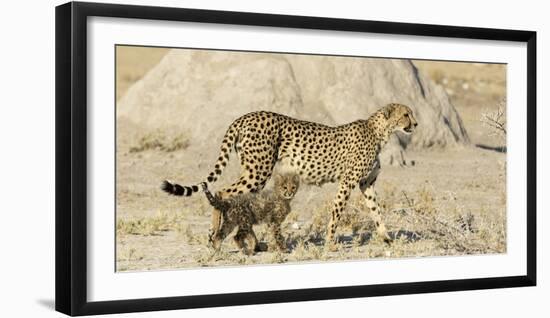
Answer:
xmin=162 ymin=103 xmax=418 ymax=247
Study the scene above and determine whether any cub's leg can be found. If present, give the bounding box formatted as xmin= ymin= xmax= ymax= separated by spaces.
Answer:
xmin=326 ymin=178 xmax=356 ymax=249
xmin=268 ymin=222 xmax=288 ymax=252
xmin=244 ymin=229 xmax=259 ymax=255
xmin=233 ymin=227 xmax=250 ymax=255
xmin=232 ymin=209 xmax=258 ymax=255
xmin=233 ymin=226 xmax=258 ymax=255
xmin=209 ymin=217 xmax=237 ymax=252
xmin=208 ymin=209 xmax=223 ymax=248
xmin=359 ymin=162 xmax=391 ymax=243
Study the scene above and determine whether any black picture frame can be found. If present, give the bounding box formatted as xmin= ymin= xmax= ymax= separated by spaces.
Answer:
xmin=55 ymin=1 xmax=536 ymax=316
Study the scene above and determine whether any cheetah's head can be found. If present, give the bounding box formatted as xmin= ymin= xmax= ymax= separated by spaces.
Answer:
xmin=383 ymin=103 xmax=418 ymax=135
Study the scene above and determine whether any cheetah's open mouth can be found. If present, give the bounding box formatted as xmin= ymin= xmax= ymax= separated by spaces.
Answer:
xmin=403 ymin=126 xmax=414 ymax=134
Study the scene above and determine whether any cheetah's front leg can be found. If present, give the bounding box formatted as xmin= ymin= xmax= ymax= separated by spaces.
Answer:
xmin=326 ymin=180 xmax=355 ymax=250
xmin=359 ymin=164 xmax=391 ymax=243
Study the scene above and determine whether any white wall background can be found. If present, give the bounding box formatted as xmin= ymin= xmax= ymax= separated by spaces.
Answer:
xmin=0 ymin=0 xmax=546 ymax=317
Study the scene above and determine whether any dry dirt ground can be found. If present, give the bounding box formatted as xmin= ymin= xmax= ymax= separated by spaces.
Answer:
xmin=115 ymin=47 xmax=506 ymax=271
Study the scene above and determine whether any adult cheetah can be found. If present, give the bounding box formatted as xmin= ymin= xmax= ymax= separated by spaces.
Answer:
xmin=162 ymin=103 xmax=418 ymax=247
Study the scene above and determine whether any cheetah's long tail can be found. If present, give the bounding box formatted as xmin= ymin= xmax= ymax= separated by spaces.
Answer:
xmin=160 ymin=119 xmax=241 ymax=197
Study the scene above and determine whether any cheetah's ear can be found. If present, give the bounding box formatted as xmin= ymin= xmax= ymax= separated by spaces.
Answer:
xmin=292 ymin=174 xmax=300 ymax=184
xmin=274 ymin=174 xmax=283 ymax=184
xmin=382 ymin=105 xmax=393 ymax=119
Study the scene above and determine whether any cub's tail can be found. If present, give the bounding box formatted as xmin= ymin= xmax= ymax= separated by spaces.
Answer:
xmin=198 ymin=182 xmax=229 ymax=211
xmin=160 ymin=119 xmax=241 ymax=197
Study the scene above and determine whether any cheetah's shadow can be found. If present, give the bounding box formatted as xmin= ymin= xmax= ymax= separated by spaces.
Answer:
xmin=284 ymin=229 xmax=421 ymax=252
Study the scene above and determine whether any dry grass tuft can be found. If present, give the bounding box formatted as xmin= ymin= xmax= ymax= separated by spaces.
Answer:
xmin=305 ymin=205 xmax=329 ymax=242
xmin=399 ymin=189 xmax=505 ymax=254
xmin=116 ymin=214 xmax=170 ymax=236
xmin=291 ymin=239 xmax=328 ymax=261
xmin=117 ymin=247 xmax=144 ymax=262
xmin=129 ymin=131 xmax=190 ymax=153
xmin=117 ymin=210 xmax=191 ymax=237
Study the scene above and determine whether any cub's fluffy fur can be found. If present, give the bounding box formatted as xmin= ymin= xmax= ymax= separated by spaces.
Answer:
xmin=200 ymin=174 xmax=300 ymax=255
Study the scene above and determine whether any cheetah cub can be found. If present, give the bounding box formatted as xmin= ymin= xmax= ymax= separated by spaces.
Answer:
xmin=200 ymin=174 xmax=300 ymax=255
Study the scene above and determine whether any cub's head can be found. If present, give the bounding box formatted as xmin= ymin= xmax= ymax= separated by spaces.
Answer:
xmin=382 ymin=103 xmax=418 ymax=134
xmin=274 ymin=174 xmax=300 ymax=200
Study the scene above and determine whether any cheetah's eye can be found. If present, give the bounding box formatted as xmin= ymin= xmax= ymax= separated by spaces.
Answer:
xmin=404 ymin=113 xmax=409 ymax=118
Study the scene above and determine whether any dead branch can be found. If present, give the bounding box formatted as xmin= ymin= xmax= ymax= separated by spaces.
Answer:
xmin=480 ymin=98 xmax=507 ymax=137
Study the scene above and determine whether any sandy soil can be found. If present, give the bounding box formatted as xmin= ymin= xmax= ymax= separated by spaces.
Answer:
xmin=115 ymin=49 xmax=506 ymax=271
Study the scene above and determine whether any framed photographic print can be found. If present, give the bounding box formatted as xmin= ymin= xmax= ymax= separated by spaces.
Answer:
xmin=55 ymin=1 xmax=536 ymax=316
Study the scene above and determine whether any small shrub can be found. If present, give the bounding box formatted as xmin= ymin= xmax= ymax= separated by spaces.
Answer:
xmin=480 ymin=98 xmax=506 ymax=141
xmin=305 ymin=204 xmax=330 ymax=241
